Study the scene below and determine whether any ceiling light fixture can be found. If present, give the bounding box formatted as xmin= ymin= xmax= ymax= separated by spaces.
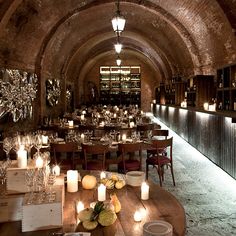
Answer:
xmin=114 ymin=36 xmax=122 ymax=54
xmin=116 ymin=56 xmax=122 ymax=66
xmin=111 ymin=0 xmax=126 ymax=35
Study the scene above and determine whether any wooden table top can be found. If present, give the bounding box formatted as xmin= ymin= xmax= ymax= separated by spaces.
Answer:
xmin=0 ymin=172 xmax=186 ymax=236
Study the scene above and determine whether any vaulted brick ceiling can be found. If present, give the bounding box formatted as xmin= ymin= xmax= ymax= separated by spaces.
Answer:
xmin=0 ymin=0 xmax=235 ymax=84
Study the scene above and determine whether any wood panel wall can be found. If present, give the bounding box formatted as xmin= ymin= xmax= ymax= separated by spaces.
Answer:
xmin=153 ymin=105 xmax=236 ymax=179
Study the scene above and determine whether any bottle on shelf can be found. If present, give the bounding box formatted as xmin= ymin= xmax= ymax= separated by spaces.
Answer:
xmin=219 ymin=75 xmax=223 ymax=88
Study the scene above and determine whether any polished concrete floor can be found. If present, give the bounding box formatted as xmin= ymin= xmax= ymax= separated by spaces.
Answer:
xmin=147 ymin=113 xmax=236 ymax=236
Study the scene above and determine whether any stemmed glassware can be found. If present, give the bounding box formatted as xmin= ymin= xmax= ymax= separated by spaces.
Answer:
xmin=34 ymin=134 xmax=43 ymax=156
xmin=47 ymin=170 xmax=56 ymax=202
xmin=0 ymin=159 xmax=11 ymax=185
xmin=25 ymin=168 xmax=36 ymax=204
xmin=3 ymin=137 xmax=13 ymax=160
xmin=23 ymin=134 xmax=34 ymax=163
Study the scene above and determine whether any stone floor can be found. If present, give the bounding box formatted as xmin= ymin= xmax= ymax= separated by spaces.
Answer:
xmin=147 ymin=113 xmax=236 ymax=236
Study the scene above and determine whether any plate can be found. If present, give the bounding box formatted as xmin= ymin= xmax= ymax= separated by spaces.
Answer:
xmin=143 ymin=220 xmax=173 ymax=236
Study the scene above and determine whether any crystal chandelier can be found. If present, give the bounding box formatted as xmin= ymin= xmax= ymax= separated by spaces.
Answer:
xmin=0 ymin=69 xmax=38 ymax=122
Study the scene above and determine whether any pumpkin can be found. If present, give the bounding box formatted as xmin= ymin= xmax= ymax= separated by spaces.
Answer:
xmin=82 ymin=175 xmax=97 ymax=189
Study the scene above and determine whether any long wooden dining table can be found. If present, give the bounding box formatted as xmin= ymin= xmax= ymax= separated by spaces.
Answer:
xmin=0 ymin=171 xmax=186 ymax=236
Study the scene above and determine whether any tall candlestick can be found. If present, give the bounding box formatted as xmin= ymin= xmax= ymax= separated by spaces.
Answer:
xmin=67 ymin=170 xmax=78 ymax=192
xmin=53 ymin=165 xmax=60 ymax=176
xmin=98 ymin=184 xmax=106 ymax=201
xmin=17 ymin=145 xmax=27 ymax=168
xmin=141 ymin=182 xmax=149 ymax=200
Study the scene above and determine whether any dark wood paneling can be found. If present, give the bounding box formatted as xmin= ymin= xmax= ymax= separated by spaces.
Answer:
xmin=154 ymin=105 xmax=236 ymax=179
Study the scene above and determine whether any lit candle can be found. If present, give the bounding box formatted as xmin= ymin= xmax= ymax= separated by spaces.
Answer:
xmin=68 ymin=120 xmax=74 ymax=127
xmin=122 ymin=134 xmax=127 ymax=142
xmin=141 ymin=182 xmax=149 ymax=200
xmin=76 ymin=201 xmax=85 ymax=213
xmin=100 ymin=171 xmax=106 ymax=179
xmin=81 ymin=115 xmax=85 ymax=121
xmin=67 ymin=170 xmax=79 ymax=192
xmin=53 ymin=165 xmax=60 ymax=176
xmin=134 ymin=210 xmax=142 ymax=222
xmin=114 ymin=113 xmax=117 ymax=118
xmin=35 ymin=156 xmax=44 ymax=168
xmin=81 ymin=133 xmax=85 ymax=143
xmin=152 ymin=99 xmax=156 ymax=104
xmin=203 ymin=102 xmax=209 ymax=111
xmin=98 ymin=184 xmax=106 ymax=201
xmin=130 ymin=122 xmax=135 ymax=128
xmin=82 ymin=110 xmax=86 ymax=115
xmin=42 ymin=135 xmax=48 ymax=145
xmin=17 ymin=145 xmax=27 ymax=168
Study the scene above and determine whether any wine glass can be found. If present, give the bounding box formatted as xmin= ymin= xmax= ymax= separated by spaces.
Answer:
xmin=34 ymin=134 xmax=43 ymax=155
xmin=23 ymin=134 xmax=34 ymax=163
xmin=3 ymin=137 xmax=13 ymax=160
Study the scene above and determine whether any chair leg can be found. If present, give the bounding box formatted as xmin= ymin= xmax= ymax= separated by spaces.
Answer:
xmin=170 ymin=164 xmax=175 ymax=186
xmin=156 ymin=166 xmax=162 ymax=187
xmin=146 ymin=163 xmax=149 ymax=180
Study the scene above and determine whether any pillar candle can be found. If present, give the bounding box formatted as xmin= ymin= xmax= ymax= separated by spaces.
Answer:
xmin=35 ymin=156 xmax=44 ymax=168
xmin=17 ymin=145 xmax=27 ymax=168
xmin=67 ymin=170 xmax=78 ymax=192
xmin=100 ymin=171 xmax=106 ymax=179
xmin=42 ymin=135 xmax=48 ymax=145
xmin=68 ymin=120 xmax=74 ymax=128
xmin=76 ymin=201 xmax=84 ymax=213
xmin=98 ymin=184 xmax=106 ymax=201
xmin=141 ymin=182 xmax=149 ymax=200
xmin=81 ymin=115 xmax=85 ymax=121
xmin=134 ymin=210 xmax=142 ymax=222
xmin=81 ymin=133 xmax=85 ymax=143
xmin=114 ymin=113 xmax=117 ymax=118
xmin=130 ymin=122 xmax=135 ymax=128
xmin=122 ymin=134 xmax=126 ymax=142
xmin=53 ymin=165 xmax=60 ymax=176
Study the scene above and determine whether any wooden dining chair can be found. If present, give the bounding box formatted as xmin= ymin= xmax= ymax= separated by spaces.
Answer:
xmin=51 ymin=142 xmax=79 ymax=171
xmin=118 ymin=142 xmax=143 ymax=173
xmin=136 ymin=123 xmax=154 ymax=139
xmin=81 ymin=143 xmax=109 ymax=171
xmin=147 ymin=129 xmax=169 ymax=158
xmin=146 ymin=137 xmax=175 ymax=187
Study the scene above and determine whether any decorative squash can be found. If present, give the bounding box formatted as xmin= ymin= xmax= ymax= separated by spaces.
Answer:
xmin=82 ymin=175 xmax=97 ymax=189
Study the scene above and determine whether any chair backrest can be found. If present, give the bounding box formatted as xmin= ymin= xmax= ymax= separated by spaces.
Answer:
xmin=118 ymin=142 xmax=142 ymax=154
xmin=137 ymin=123 xmax=154 ymax=132
xmin=51 ymin=142 xmax=78 ymax=153
xmin=151 ymin=137 xmax=173 ymax=160
xmin=81 ymin=143 xmax=109 ymax=155
xmin=152 ymin=129 xmax=169 ymax=138
xmin=81 ymin=143 xmax=109 ymax=170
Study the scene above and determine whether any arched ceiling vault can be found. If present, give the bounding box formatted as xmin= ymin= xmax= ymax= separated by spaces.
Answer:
xmin=0 ymin=0 xmax=235 ymax=84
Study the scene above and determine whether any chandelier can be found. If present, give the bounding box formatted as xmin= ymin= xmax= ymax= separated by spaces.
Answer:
xmin=0 ymin=69 xmax=38 ymax=122
xmin=111 ymin=0 xmax=126 ymax=66
xmin=111 ymin=0 xmax=126 ymax=35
